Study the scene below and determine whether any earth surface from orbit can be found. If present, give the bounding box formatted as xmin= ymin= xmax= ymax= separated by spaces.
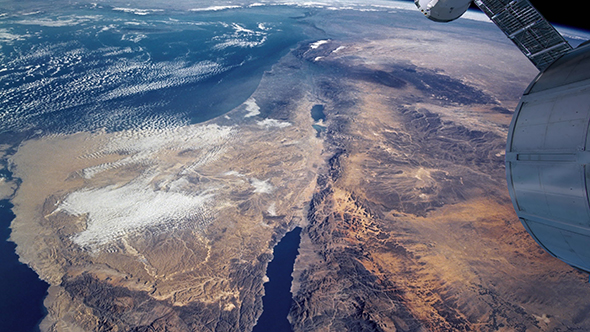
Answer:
xmin=2 ymin=0 xmax=590 ymax=331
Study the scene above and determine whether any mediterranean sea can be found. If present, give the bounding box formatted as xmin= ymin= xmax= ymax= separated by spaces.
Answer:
xmin=0 ymin=4 xmax=309 ymax=134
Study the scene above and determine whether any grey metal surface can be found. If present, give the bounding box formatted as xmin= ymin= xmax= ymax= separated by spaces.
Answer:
xmin=474 ymin=0 xmax=572 ymax=71
xmin=414 ymin=0 xmax=472 ymax=22
xmin=506 ymin=43 xmax=590 ymax=272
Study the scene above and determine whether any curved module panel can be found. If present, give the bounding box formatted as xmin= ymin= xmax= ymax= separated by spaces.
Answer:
xmin=507 ymin=43 xmax=590 ymax=272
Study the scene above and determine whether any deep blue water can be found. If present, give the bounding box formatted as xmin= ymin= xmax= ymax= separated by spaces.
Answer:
xmin=310 ymin=104 xmax=326 ymax=122
xmin=0 ymin=199 xmax=49 ymax=332
xmin=253 ymin=227 xmax=302 ymax=332
xmin=0 ymin=4 xmax=310 ymax=134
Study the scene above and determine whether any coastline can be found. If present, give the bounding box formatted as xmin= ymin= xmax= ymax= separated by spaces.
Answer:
xmin=6 ymin=46 xmax=324 ymax=331
xmin=0 ymin=141 xmax=50 ymax=332
xmin=0 ymin=5 xmax=320 ymax=328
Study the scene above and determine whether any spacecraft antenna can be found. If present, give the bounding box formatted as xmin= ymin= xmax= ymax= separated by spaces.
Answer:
xmin=415 ymin=0 xmax=590 ymax=273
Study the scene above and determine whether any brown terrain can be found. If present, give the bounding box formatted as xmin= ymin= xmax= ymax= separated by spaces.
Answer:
xmin=4 ymin=8 xmax=590 ymax=332
xmin=289 ymin=17 xmax=590 ymax=331
xmin=8 ymin=49 xmax=324 ymax=331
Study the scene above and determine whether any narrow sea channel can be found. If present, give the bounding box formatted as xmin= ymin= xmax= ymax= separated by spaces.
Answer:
xmin=253 ymin=227 xmax=302 ymax=332
xmin=0 ymin=199 xmax=49 ymax=332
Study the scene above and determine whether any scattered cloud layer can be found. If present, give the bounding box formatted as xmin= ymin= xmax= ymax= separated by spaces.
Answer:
xmin=55 ymin=123 xmax=235 ymax=250
xmin=212 ymin=22 xmax=269 ymax=50
xmin=60 ymin=173 xmax=214 ymax=249
xmin=80 ymin=124 xmax=234 ymax=178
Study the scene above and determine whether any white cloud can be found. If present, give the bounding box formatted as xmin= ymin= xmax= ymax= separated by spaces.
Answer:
xmin=80 ymin=124 xmax=235 ymax=179
xmin=256 ymin=118 xmax=292 ymax=129
xmin=213 ymin=36 xmax=267 ymax=50
xmin=60 ymin=172 xmax=214 ymax=249
xmin=243 ymin=97 xmax=261 ymax=117
xmin=0 ymin=28 xmax=29 ymax=42
xmin=55 ymin=123 xmax=235 ymax=250
xmin=112 ymin=8 xmax=164 ymax=15
xmin=310 ymin=39 xmax=329 ymax=49
xmin=251 ymin=178 xmax=274 ymax=194
xmin=267 ymin=202 xmax=277 ymax=216
xmin=189 ymin=5 xmax=241 ymax=12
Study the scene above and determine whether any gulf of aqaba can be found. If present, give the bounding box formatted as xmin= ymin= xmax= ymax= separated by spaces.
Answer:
xmin=2 ymin=1 xmax=590 ymax=331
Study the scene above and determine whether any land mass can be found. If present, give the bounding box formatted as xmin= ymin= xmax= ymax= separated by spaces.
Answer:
xmin=8 ymin=48 xmax=324 ymax=331
xmin=4 ymin=9 xmax=590 ymax=332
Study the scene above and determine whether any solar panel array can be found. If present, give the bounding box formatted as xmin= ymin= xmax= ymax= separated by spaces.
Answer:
xmin=474 ymin=0 xmax=572 ymax=71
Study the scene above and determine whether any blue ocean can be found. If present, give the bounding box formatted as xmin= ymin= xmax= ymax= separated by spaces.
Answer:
xmin=0 ymin=3 xmax=310 ymax=134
